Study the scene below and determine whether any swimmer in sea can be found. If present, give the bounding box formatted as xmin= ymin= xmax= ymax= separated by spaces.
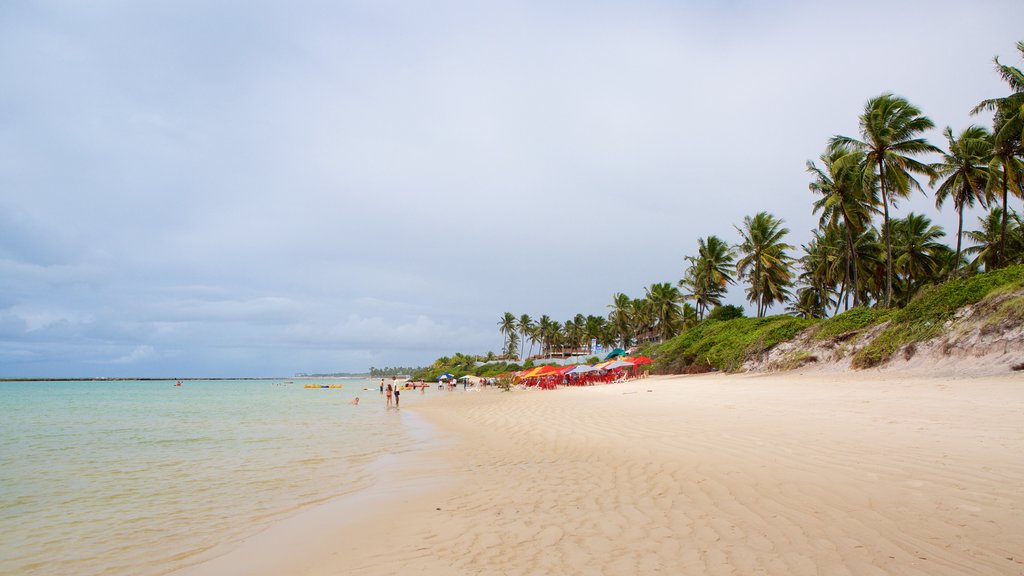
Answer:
xmin=350 ymin=397 xmax=360 ymax=406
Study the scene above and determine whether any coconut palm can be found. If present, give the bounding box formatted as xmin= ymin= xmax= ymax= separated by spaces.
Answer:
xmin=808 ymin=143 xmax=878 ymax=306
xmin=787 ymin=286 xmax=828 ymax=319
xmin=832 ymin=94 xmax=940 ymax=307
xmin=645 ymin=282 xmax=684 ymax=342
xmin=681 ymin=235 xmax=736 ymax=320
xmin=965 ymin=207 xmax=1023 ymax=271
xmin=608 ymin=293 xmax=633 ymax=348
xmin=972 ymin=41 xmax=1024 ymax=146
xmin=504 ymin=332 xmax=520 ymax=361
xmin=985 ymin=136 xmax=1023 ymax=267
xmin=498 ymin=312 xmax=516 ymax=357
xmin=891 ymin=213 xmax=947 ymax=304
xmin=931 ymin=125 xmax=993 ymax=275
xmin=535 ymin=315 xmax=553 ymax=357
xmin=735 ymin=212 xmax=795 ymax=317
xmin=797 ymin=230 xmax=839 ymax=315
xmin=584 ymin=315 xmax=606 ymax=354
xmin=517 ymin=314 xmax=533 ymax=361
xmin=630 ymin=297 xmax=655 ymax=345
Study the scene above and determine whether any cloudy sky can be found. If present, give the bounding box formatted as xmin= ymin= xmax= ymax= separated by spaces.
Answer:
xmin=2 ymin=1 xmax=1022 ymax=377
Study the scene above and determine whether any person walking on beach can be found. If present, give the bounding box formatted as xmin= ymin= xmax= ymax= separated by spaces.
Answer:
xmin=385 ymin=383 xmax=393 ymax=407
xmin=394 ymin=385 xmax=400 ymax=407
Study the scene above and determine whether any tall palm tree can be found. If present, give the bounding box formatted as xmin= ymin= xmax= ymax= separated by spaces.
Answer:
xmin=681 ymin=235 xmax=735 ymax=320
xmin=735 ymin=212 xmax=795 ymax=317
xmin=931 ymin=125 xmax=993 ymax=275
xmin=832 ymin=93 xmax=939 ymax=307
xmin=608 ymin=293 xmax=633 ymax=348
xmin=535 ymin=315 xmax=553 ymax=358
xmin=972 ymin=41 xmax=1024 ymax=146
xmin=797 ymin=230 xmax=839 ymax=315
xmin=808 ymin=143 xmax=877 ymax=306
xmin=517 ymin=314 xmax=533 ymax=361
xmin=971 ymin=42 xmax=1024 ymax=268
xmin=504 ymin=332 xmax=520 ymax=361
xmin=985 ymin=136 xmax=1023 ymax=267
xmin=645 ymin=282 xmax=684 ymax=342
xmin=498 ymin=312 xmax=516 ymax=357
xmin=584 ymin=315 xmax=606 ymax=354
xmin=891 ymin=213 xmax=947 ymax=305
xmin=630 ymin=297 xmax=655 ymax=345
xmin=965 ymin=207 xmax=1023 ymax=271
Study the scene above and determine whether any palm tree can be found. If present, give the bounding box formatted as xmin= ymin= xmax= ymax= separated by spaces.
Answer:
xmin=645 ymin=282 xmax=684 ymax=342
xmin=972 ymin=42 xmax=1024 ymax=268
xmin=931 ymin=125 xmax=993 ymax=275
xmin=735 ymin=212 xmax=795 ymax=317
xmin=972 ymin=41 xmax=1024 ymax=146
xmin=504 ymin=332 xmax=520 ymax=361
xmin=985 ymin=136 xmax=1023 ymax=267
xmin=498 ymin=312 xmax=516 ymax=357
xmin=608 ymin=293 xmax=633 ymax=348
xmin=797 ymin=230 xmax=839 ymax=315
xmin=808 ymin=143 xmax=877 ymax=306
xmin=535 ymin=315 xmax=553 ymax=358
xmin=891 ymin=213 xmax=946 ymax=305
xmin=517 ymin=314 xmax=533 ymax=361
xmin=965 ymin=207 xmax=1022 ymax=271
xmin=681 ymin=235 xmax=736 ymax=320
xmin=787 ymin=286 xmax=828 ymax=319
xmin=584 ymin=315 xmax=606 ymax=354
xmin=832 ymin=94 xmax=939 ymax=307
xmin=630 ymin=297 xmax=654 ymax=346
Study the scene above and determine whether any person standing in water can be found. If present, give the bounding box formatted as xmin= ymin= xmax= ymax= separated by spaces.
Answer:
xmin=385 ymin=383 xmax=393 ymax=407
xmin=394 ymin=385 xmax=400 ymax=407
xmin=379 ymin=379 xmax=384 ymax=395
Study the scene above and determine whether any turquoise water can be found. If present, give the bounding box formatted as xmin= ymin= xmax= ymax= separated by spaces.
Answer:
xmin=0 ymin=379 xmax=432 ymax=576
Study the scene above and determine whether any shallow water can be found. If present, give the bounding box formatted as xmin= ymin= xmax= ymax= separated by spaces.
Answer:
xmin=0 ymin=378 xmax=432 ymax=576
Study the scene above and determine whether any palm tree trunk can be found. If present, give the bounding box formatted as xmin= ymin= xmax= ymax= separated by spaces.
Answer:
xmin=835 ymin=277 xmax=846 ymax=316
xmin=843 ymin=215 xmax=859 ymax=308
xmin=999 ymin=170 xmax=1008 ymax=268
xmin=879 ymin=158 xmax=893 ymax=308
xmin=954 ymin=204 xmax=964 ymax=277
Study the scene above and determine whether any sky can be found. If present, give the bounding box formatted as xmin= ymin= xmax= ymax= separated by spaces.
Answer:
xmin=2 ymin=1 xmax=1022 ymax=377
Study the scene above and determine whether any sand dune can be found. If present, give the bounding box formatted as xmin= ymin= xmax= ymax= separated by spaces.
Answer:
xmin=176 ymin=371 xmax=1024 ymax=575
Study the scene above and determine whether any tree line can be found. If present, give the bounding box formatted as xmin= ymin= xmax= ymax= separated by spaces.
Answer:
xmin=499 ymin=41 xmax=1024 ymax=357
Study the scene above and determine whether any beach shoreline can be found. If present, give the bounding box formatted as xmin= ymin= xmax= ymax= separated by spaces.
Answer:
xmin=172 ymin=371 xmax=1024 ymax=575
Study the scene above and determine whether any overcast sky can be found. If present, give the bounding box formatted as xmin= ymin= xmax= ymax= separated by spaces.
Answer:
xmin=2 ymin=1 xmax=1022 ymax=377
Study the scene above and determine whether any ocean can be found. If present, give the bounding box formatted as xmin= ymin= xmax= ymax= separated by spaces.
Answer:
xmin=0 ymin=378 xmax=435 ymax=576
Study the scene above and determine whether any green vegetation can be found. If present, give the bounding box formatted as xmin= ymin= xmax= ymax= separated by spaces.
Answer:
xmin=653 ymin=316 xmax=815 ymax=374
xmin=368 ymin=366 xmax=422 ymax=377
xmin=852 ymin=264 xmax=1024 ymax=367
xmin=811 ymin=307 xmax=893 ymax=341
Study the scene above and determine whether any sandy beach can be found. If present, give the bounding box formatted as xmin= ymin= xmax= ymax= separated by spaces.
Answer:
xmin=176 ymin=371 xmax=1024 ymax=575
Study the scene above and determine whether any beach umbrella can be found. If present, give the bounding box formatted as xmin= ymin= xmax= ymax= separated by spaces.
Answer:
xmin=566 ymin=364 xmax=600 ymax=374
xmin=602 ymin=360 xmax=634 ymax=370
xmin=603 ymin=348 xmax=626 ymax=360
xmin=625 ymin=356 xmax=653 ymax=365
xmin=532 ymin=365 xmax=561 ymax=377
xmin=437 ymin=373 xmax=454 ymax=380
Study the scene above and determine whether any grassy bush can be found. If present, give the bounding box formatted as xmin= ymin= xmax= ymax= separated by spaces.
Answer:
xmin=812 ymin=306 xmax=893 ymax=341
xmin=852 ymin=265 xmax=1024 ymax=368
xmin=654 ymin=315 xmax=816 ymax=373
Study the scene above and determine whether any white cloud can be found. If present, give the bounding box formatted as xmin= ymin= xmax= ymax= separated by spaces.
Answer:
xmin=1 ymin=0 xmax=1022 ymax=376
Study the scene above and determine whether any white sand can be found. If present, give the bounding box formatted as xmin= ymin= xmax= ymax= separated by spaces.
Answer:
xmin=174 ymin=371 xmax=1024 ymax=575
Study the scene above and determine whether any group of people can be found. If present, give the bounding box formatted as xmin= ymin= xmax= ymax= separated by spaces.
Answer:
xmin=380 ymin=377 xmax=402 ymax=407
